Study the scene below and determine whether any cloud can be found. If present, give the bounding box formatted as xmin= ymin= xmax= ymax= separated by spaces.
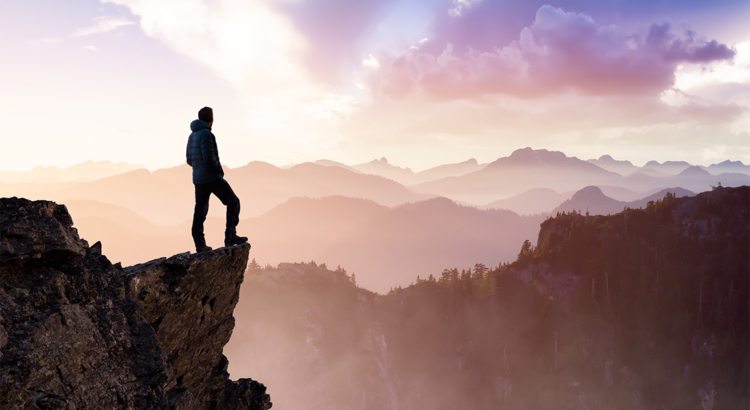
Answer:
xmin=362 ymin=54 xmax=380 ymax=68
xmin=425 ymin=0 xmax=748 ymax=57
xmin=346 ymin=91 xmax=745 ymax=144
xmin=449 ymin=0 xmax=482 ymax=17
xmin=105 ymin=0 xmax=308 ymax=93
xmin=672 ymin=41 xmax=750 ymax=106
xmin=272 ymin=0 xmax=395 ymax=84
xmin=73 ymin=16 xmax=137 ymax=37
xmin=645 ymin=22 xmax=734 ymax=63
xmin=336 ymin=91 xmax=749 ymax=169
xmin=106 ymin=0 xmax=357 ymax=153
xmin=369 ymin=6 xmax=736 ymax=100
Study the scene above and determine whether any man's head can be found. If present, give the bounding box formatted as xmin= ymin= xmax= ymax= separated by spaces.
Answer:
xmin=198 ymin=107 xmax=213 ymax=125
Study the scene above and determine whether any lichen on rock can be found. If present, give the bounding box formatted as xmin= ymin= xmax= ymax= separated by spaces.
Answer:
xmin=0 ymin=197 xmax=271 ymax=410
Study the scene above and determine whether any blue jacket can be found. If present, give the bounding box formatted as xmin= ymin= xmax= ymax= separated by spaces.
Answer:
xmin=186 ymin=120 xmax=224 ymax=184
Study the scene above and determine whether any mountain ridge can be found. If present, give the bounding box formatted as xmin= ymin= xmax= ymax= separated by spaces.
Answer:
xmin=552 ymin=186 xmax=696 ymax=215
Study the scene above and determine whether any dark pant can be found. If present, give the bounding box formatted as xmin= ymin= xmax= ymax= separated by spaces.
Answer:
xmin=191 ymin=178 xmax=240 ymax=247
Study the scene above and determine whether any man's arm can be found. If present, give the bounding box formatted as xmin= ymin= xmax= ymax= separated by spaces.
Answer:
xmin=200 ymin=132 xmax=223 ymax=175
xmin=186 ymin=139 xmax=192 ymax=166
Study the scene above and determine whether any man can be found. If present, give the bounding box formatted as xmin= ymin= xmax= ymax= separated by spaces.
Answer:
xmin=186 ymin=106 xmax=248 ymax=252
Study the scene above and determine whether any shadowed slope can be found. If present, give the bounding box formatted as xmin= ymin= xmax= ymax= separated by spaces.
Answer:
xmin=484 ymin=188 xmax=572 ymax=215
xmin=226 ymin=186 xmax=749 ymax=410
xmin=317 ymin=197 xmax=545 ymax=292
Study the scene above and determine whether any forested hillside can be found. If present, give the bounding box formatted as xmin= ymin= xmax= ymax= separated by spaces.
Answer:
xmin=226 ymin=186 xmax=749 ymax=410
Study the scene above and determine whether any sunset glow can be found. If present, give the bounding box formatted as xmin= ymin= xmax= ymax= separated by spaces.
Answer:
xmin=1 ymin=0 xmax=748 ymax=170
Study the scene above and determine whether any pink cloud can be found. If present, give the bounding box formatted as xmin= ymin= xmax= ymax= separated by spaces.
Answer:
xmin=370 ymin=5 xmax=736 ymax=100
xmin=645 ymin=22 xmax=735 ymax=63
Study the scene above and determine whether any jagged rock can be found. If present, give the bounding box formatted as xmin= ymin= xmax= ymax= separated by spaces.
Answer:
xmin=0 ymin=197 xmax=271 ymax=410
xmin=0 ymin=197 xmax=88 ymax=266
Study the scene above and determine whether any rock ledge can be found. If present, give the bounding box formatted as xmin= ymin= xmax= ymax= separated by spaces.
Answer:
xmin=0 ymin=197 xmax=271 ymax=410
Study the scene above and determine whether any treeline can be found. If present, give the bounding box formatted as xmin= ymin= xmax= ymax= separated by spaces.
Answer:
xmin=235 ymin=187 xmax=748 ymax=409
xmin=379 ymin=188 xmax=748 ymax=409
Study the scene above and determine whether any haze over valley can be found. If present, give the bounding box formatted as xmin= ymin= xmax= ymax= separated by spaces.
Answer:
xmin=1 ymin=149 xmax=747 ymax=293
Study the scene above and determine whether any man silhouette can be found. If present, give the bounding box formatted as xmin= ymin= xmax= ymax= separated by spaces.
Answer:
xmin=186 ymin=106 xmax=248 ymax=252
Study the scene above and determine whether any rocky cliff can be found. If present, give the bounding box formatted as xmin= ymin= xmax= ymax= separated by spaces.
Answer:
xmin=0 ymin=197 xmax=271 ymax=410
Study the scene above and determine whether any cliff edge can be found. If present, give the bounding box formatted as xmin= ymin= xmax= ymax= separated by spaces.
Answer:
xmin=0 ymin=197 xmax=271 ymax=410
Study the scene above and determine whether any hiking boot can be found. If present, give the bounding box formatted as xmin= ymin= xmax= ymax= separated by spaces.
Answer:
xmin=196 ymin=245 xmax=213 ymax=253
xmin=224 ymin=235 xmax=248 ymax=247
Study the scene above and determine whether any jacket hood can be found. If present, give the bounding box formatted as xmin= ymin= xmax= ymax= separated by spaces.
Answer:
xmin=190 ymin=119 xmax=211 ymax=132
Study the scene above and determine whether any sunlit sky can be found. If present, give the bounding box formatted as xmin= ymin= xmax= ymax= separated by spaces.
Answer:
xmin=1 ymin=0 xmax=748 ymax=172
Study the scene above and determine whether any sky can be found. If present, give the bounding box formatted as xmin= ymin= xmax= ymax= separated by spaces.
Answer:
xmin=1 ymin=0 xmax=748 ymax=172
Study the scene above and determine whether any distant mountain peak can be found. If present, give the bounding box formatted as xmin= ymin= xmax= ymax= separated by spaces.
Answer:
xmin=570 ymin=185 xmax=606 ymax=200
xmin=507 ymin=147 xmax=544 ymax=165
xmin=593 ymin=155 xmax=633 ymax=165
xmin=705 ymin=160 xmax=750 ymax=176
xmin=510 ymin=147 xmax=537 ymax=156
xmin=717 ymin=159 xmax=743 ymax=166
xmin=363 ymin=157 xmax=391 ymax=165
xmin=678 ymin=165 xmax=711 ymax=176
xmin=645 ymin=160 xmax=692 ymax=167
xmin=641 ymin=160 xmax=694 ymax=176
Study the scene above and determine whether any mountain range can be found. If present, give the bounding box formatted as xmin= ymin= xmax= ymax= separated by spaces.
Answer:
xmin=0 ymin=162 xmax=431 ymax=225
xmin=413 ymin=149 xmax=747 ymax=205
xmin=0 ymin=160 xmax=144 ymax=183
xmin=50 ymin=184 xmax=722 ymax=293
xmin=60 ymin=196 xmax=544 ymax=293
xmin=312 ymin=157 xmax=488 ymax=186
xmin=2 ymin=148 xmax=747 ymax=291
xmin=588 ymin=155 xmax=750 ymax=176
xmin=7 ymin=148 xmax=744 ymax=226
xmin=58 ymin=180 xmax=713 ymax=293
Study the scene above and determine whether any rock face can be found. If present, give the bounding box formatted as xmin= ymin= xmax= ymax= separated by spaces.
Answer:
xmin=0 ymin=197 xmax=271 ymax=410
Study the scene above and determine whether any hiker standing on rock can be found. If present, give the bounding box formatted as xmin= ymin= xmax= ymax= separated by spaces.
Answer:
xmin=186 ymin=106 xmax=248 ymax=252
